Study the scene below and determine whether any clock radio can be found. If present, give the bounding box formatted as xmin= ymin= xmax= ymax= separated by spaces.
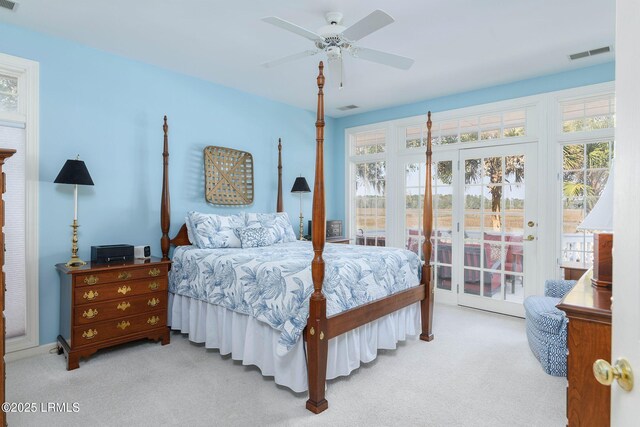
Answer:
xmin=134 ymin=245 xmax=151 ymax=259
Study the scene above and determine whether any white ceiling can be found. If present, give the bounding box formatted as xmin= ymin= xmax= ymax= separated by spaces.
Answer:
xmin=0 ymin=0 xmax=615 ymax=117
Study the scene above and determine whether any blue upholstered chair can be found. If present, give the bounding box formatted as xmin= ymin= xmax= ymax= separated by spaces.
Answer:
xmin=524 ymin=279 xmax=576 ymax=377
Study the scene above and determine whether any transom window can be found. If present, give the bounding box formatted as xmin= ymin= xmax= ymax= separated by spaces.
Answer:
xmin=404 ymin=109 xmax=527 ymax=149
xmin=0 ymin=74 xmax=18 ymax=113
xmin=561 ymin=95 xmax=615 ymax=133
xmin=352 ymin=129 xmax=385 ymax=155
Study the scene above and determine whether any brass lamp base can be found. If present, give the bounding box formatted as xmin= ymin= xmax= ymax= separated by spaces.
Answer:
xmin=66 ymin=220 xmax=86 ymax=268
xmin=299 ymin=213 xmax=305 ymax=241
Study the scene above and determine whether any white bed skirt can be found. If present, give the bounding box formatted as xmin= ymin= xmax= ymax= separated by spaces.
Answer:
xmin=168 ymin=293 xmax=421 ymax=393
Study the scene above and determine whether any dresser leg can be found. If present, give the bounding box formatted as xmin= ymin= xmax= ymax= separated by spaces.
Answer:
xmin=161 ymin=329 xmax=170 ymax=345
xmin=66 ymin=352 xmax=80 ymax=371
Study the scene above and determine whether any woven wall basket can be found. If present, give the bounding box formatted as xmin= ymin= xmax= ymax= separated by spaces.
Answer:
xmin=204 ymin=146 xmax=254 ymax=206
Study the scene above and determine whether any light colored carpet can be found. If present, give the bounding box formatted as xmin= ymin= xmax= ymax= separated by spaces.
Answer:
xmin=7 ymin=304 xmax=565 ymax=426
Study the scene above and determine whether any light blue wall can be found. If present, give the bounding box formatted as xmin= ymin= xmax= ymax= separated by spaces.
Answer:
xmin=329 ymin=62 xmax=616 ymax=222
xmin=0 ymin=23 xmax=336 ymax=345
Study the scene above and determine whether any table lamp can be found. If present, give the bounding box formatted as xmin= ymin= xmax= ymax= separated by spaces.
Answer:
xmin=291 ymin=176 xmax=311 ymax=240
xmin=577 ymin=160 xmax=613 ymax=288
xmin=54 ymin=156 xmax=94 ymax=267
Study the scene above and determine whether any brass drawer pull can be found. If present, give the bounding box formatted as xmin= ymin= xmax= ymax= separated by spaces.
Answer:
xmin=116 ymin=321 xmax=130 ymax=330
xmin=147 ymin=297 xmax=160 ymax=307
xmin=82 ymin=329 xmax=98 ymax=340
xmin=148 ymin=268 xmax=161 ymax=277
xmin=116 ymin=302 xmax=130 ymax=311
xmin=83 ymin=290 xmax=99 ymax=301
xmin=117 ymin=285 xmax=132 ymax=295
xmin=147 ymin=316 xmax=160 ymax=326
xmin=118 ymin=271 xmax=132 ymax=280
xmin=83 ymin=275 xmax=99 ymax=285
xmin=82 ymin=308 xmax=98 ymax=319
xmin=148 ymin=281 xmax=159 ymax=291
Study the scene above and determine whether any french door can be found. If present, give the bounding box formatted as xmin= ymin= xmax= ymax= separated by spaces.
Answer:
xmin=456 ymin=143 xmax=537 ymax=316
xmin=403 ymin=143 xmax=537 ymax=317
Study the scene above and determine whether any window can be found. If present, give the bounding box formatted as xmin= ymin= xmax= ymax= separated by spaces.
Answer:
xmin=354 ymin=161 xmax=386 ymax=246
xmin=561 ymin=141 xmax=614 ymax=263
xmin=0 ymin=52 xmax=39 ymax=352
xmin=405 ymin=160 xmax=454 ymax=290
xmin=350 ymin=128 xmax=387 ymax=247
xmin=345 ymin=82 xmax=613 ymax=294
xmin=561 ymin=95 xmax=615 ymax=133
xmin=353 ymin=129 xmax=385 ymax=155
xmin=404 ymin=109 xmax=528 ymax=149
xmin=0 ymin=124 xmax=26 ymax=339
xmin=0 ymin=74 xmax=18 ymax=113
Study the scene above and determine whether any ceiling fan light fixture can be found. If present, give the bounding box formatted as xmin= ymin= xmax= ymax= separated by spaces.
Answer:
xmin=327 ymin=46 xmax=341 ymax=59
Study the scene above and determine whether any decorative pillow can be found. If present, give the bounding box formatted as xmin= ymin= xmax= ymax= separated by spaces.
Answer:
xmin=238 ymin=226 xmax=274 ymax=248
xmin=186 ymin=211 xmax=246 ymax=249
xmin=245 ymin=212 xmax=297 ymax=243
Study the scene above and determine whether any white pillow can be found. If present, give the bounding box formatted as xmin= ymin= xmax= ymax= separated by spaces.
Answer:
xmin=245 ymin=212 xmax=297 ymax=243
xmin=186 ymin=211 xmax=246 ymax=249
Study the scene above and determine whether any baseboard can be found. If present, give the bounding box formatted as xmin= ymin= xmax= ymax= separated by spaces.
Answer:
xmin=5 ymin=341 xmax=57 ymax=363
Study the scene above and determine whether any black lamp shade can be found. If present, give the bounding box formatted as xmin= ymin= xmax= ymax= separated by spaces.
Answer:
xmin=291 ymin=177 xmax=311 ymax=193
xmin=54 ymin=159 xmax=94 ymax=186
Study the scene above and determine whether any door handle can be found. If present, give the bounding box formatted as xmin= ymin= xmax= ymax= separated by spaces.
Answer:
xmin=525 ymin=235 xmax=535 ymax=241
xmin=593 ymin=358 xmax=634 ymax=391
xmin=527 ymin=221 xmax=536 ymax=227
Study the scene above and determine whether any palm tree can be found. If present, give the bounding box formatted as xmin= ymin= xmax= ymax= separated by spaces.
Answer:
xmin=562 ymin=142 xmax=612 ymax=209
xmin=460 ymin=156 xmax=525 ymax=228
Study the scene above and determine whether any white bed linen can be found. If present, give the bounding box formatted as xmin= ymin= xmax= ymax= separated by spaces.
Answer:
xmin=168 ymin=293 xmax=421 ymax=392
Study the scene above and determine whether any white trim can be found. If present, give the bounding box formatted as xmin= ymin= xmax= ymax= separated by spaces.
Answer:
xmin=0 ymin=52 xmax=40 ymax=352
xmin=5 ymin=341 xmax=56 ymax=363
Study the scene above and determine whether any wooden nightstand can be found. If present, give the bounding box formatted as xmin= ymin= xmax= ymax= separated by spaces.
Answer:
xmin=327 ymin=237 xmax=350 ymax=244
xmin=56 ymin=257 xmax=171 ymax=370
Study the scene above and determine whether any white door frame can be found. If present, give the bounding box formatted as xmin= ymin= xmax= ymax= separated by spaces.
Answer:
xmin=611 ymin=0 xmax=640 ymax=422
xmin=456 ymin=143 xmax=538 ymax=317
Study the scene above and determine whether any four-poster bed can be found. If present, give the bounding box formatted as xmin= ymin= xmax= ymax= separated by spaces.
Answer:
xmin=160 ymin=62 xmax=435 ymax=414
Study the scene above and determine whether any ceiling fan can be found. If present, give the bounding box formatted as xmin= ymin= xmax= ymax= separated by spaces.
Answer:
xmin=261 ymin=10 xmax=414 ymax=88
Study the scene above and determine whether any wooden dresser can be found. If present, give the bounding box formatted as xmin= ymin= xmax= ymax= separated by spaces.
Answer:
xmin=56 ymin=257 xmax=171 ymax=370
xmin=561 ymin=262 xmax=590 ymax=281
xmin=0 ymin=149 xmax=15 ymax=427
xmin=557 ymin=271 xmax=612 ymax=427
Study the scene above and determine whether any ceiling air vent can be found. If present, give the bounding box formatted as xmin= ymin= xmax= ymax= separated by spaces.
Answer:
xmin=569 ymin=46 xmax=611 ymax=61
xmin=337 ymin=105 xmax=359 ymax=111
xmin=0 ymin=0 xmax=17 ymax=10
xmin=0 ymin=0 xmax=17 ymax=11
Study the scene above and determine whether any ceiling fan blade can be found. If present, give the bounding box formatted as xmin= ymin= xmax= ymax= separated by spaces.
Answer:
xmin=327 ymin=57 xmax=345 ymax=89
xmin=262 ymin=16 xmax=324 ymax=42
xmin=352 ymin=47 xmax=414 ymax=70
xmin=261 ymin=50 xmax=319 ymax=68
xmin=341 ymin=10 xmax=394 ymax=42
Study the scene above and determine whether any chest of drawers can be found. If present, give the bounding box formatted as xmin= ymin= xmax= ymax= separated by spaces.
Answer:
xmin=56 ymin=257 xmax=171 ymax=370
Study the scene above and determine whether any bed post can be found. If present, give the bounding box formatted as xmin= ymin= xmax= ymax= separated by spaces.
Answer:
xmin=306 ymin=62 xmax=328 ymax=414
xmin=161 ymin=115 xmax=171 ymax=261
xmin=420 ymin=112 xmax=435 ymax=341
xmin=277 ymin=138 xmax=284 ymax=213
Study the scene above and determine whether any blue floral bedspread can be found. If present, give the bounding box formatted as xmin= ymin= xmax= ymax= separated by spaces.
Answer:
xmin=169 ymin=241 xmax=421 ymax=355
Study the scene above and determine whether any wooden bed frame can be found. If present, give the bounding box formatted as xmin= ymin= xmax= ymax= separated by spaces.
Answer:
xmin=160 ymin=62 xmax=434 ymax=414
